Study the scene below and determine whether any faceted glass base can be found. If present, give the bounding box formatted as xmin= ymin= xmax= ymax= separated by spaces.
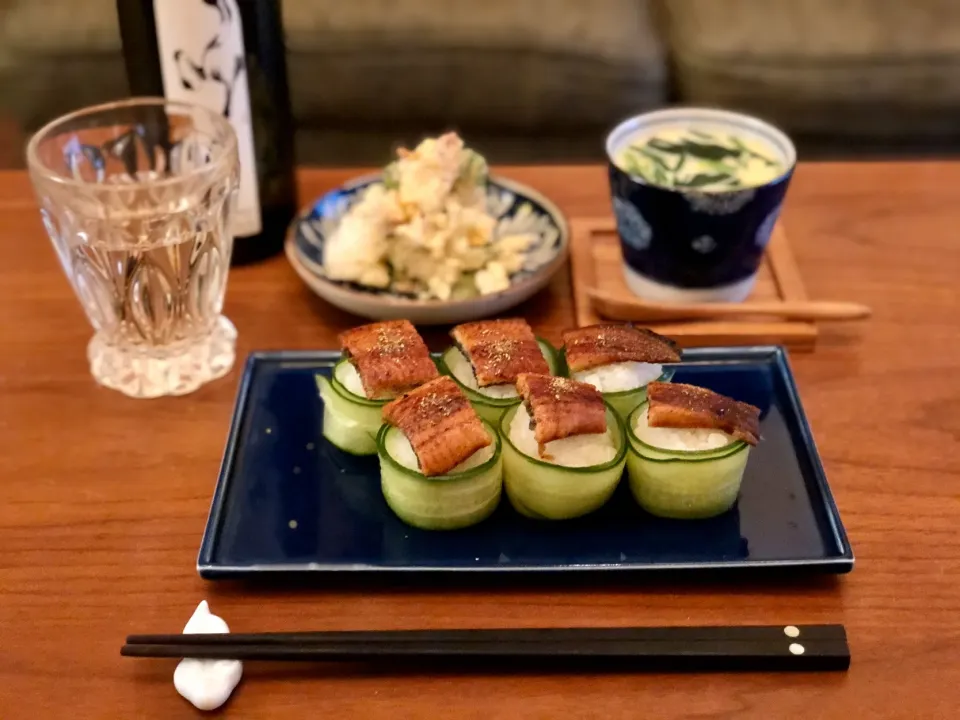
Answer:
xmin=87 ymin=316 xmax=237 ymax=398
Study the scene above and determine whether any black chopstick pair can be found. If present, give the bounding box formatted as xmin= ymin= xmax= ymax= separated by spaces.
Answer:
xmin=122 ymin=625 xmax=850 ymax=672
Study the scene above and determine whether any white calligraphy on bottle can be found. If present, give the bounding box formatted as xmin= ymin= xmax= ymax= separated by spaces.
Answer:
xmin=153 ymin=0 xmax=262 ymax=236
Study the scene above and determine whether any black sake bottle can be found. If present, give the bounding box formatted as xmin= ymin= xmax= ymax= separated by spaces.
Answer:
xmin=117 ymin=0 xmax=297 ymax=264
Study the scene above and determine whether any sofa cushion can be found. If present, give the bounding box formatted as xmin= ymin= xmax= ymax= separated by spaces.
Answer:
xmin=282 ymin=0 xmax=666 ymax=129
xmin=1 ymin=0 xmax=667 ymax=134
xmin=661 ymin=0 xmax=960 ymax=140
xmin=0 ymin=0 xmax=127 ymax=132
xmin=283 ymin=0 xmax=657 ymax=64
xmin=2 ymin=0 xmax=119 ymax=52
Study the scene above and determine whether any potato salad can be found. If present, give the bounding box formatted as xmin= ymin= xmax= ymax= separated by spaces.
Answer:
xmin=322 ymin=133 xmax=534 ymax=301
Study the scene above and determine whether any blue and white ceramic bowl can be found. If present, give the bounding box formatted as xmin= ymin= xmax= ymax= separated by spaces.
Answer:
xmin=606 ymin=108 xmax=796 ymax=303
xmin=286 ymin=174 xmax=568 ymax=325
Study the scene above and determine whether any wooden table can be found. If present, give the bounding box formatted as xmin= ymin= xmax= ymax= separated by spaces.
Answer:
xmin=1 ymin=164 xmax=958 ymax=718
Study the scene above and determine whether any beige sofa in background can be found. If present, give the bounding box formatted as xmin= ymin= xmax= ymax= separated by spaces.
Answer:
xmin=2 ymin=0 xmax=960 ymax=166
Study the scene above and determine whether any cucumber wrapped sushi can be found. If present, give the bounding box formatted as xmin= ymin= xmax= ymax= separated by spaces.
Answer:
xmin=561 ymin=324 xmax=680 ymax=419
xmin=316 ymin=320 xmax=439 ymax=455
xmin=378 ymin=376 xmax=502 ymax=530
xmin=500 ymin=373 xmax=627 ymax=520
xmin=315 ymin=367 xmax=381 ymax=455
xmin=438 ymin=318 xmax=560 ymax=424
xmin=626 ymin=382 xmax=761 ymax=519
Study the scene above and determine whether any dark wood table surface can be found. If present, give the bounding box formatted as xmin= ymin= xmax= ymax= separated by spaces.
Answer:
xmin=0 ymin=164 xmax=957 ymax=718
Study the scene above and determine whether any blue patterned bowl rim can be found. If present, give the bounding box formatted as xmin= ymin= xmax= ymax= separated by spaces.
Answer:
xmin=286 ymin=173 xmax=569 ymax=308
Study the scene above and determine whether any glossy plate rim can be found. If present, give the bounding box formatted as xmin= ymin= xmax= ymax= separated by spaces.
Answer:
xmin=197 ymin=346 xmax=853 ymax=578
xmin=283 ymin=173 xmax=569 ymax=323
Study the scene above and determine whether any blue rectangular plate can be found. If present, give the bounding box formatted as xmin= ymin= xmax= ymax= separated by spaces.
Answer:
xmin=198 ymin=347 xmax=853 ymax=579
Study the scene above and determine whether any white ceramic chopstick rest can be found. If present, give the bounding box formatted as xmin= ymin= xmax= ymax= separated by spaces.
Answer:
xmin=173 ymin=601 xmax=243 ymax=711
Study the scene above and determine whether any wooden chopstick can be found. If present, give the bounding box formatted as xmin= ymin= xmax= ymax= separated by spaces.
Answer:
xmin=122 ymin=625 xmax=850 ymax=672
xmin=586 ymin=288 xmax=872 ymax=323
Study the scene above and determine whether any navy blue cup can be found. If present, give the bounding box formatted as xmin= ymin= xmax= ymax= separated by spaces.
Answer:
xmin=606 ymin=108 xmax=796 ymax=303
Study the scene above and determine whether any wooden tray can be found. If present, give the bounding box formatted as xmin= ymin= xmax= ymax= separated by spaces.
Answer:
xmin=569 ymin=218 xmax=817 ymax=351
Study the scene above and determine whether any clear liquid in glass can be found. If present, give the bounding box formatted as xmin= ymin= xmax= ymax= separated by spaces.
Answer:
xmin=28 ymin=99 xmax=240 ymax=398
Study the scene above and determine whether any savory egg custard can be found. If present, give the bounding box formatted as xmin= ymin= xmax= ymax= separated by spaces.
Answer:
xmin=615 ymin=126 xmax=786 ymax=192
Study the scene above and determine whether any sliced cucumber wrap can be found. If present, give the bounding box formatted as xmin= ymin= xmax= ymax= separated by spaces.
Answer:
xmin=438 ymin=338 xmax=560 ymax=424
xmin=625 ymin=402 xmax=750 ymax=519
xmin=376 ymin=421 xmax=503 ymax=530
xmin=499 ymin=402 xmax=627 ymax=520
xmin=319 ymin=387 xmax=379 ymax=455
xmin=314 ymin=361 xmax=388 ymax=456
xmin=538 ymin=338 xmax=561 ymax=374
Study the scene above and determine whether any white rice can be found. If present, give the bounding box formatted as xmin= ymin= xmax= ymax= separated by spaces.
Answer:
xmin=387 ymin=430 xmax=494 ymax=474
xmin=446 ymin=347 xmax=518 ymax=399
xmin=336 ymin=361 xmax=367 ymax=397
xmin=573 ymin=361 xmax=662 ymax=394
xmin=633 ymin=406 xmax=734 ymax=452
xmin=508 ymin=404 xmax=616 ymax=468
